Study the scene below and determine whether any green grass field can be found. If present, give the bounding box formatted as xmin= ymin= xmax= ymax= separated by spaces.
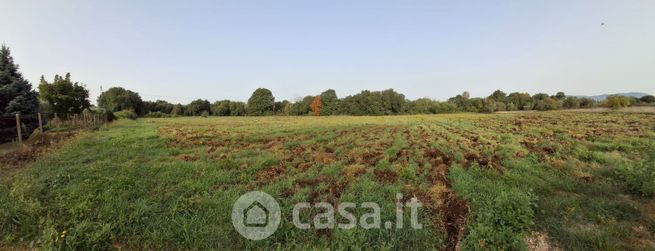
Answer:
xmin=1 ymin=112 xmax=654 ymax=250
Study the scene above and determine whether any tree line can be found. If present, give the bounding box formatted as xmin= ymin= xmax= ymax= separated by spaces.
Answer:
xmin=2 ymin=43 xmax=654 ymax=132
xmin=106 ymin=88 xmax=653 ymax=118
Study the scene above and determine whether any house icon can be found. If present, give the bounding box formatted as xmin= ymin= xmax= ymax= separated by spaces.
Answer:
xmin=232 ymin=190 xmax=281 ymax=240
xmin=244 ymin=201 xmax=269 ymax=227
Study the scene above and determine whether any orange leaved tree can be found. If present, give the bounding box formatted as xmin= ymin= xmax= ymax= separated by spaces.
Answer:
xmin=310 ymin=96 xmax=322 ymax=116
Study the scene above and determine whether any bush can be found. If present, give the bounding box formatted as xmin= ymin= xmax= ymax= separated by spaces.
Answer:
xmin=114 ymin=109 xmax=137 ymax=120
xmin=604 ymin=96 xmax=632 ymax=109
xmin=143 ymin=111 xmax=170 ymax=118
xmin=615 ymin=154 xmax=655 ymax=197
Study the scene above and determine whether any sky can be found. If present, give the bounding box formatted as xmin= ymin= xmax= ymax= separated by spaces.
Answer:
xmin=1 ymin=0 xmax=654 ymax=104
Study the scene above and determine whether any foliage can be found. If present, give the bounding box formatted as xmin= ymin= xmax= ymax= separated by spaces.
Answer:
xmin=639 ymin=95 xmax=655 ymax=103
xmin=247 ymin=88 xmax=275 ymax=116
xmin=211 ymin=100 xmax=231 ymax=116
xmin=228 ymin=101 xmax=246 ymax=116
xmin=488 ymin=89 xmax=507 ymax=102
xmin=142 ymin=100 xmax=174 ymax=114
xmin=310 ymin=96 xmax=322 ymax=116
xmin=614 ymin=152 xmax=655 ymax=197
xmin=562 ymin=96 xmax=581 ymax=109
xmin=143 ymin=111 xmax=171 ymax=118
xmin=0 ymin=45 xmax=40 ymax=142
xmin=184 ymin=99 xmax=210 ymax=116
xmin=274 ymin=100 xmax=291 ymax=115
xmin=604 ymin=95 xmax=632 ymax=109
xmin=97 ymin=87 xmax=143 ymax=114
xmin=579 ymin=97 xmax=596 ymax=108
xmin=506 ymin=92 xmax=532 ymax=110
xmin=289 ymin=96 xmax=313 ymax=116
xmin=0 ymin=45 xmax=39 ymax=117
xmin=114 ymin=109 xmax=138 ymax=120
xmin=319 ymin=89 xmax=339 ymax=115
xmin=38 ymin=73 xmax=90 ymax=117
xmin=171 ymin=104 xmax=184 ymax=116
xmin=338 ymin=89 xmax=406 ymax=115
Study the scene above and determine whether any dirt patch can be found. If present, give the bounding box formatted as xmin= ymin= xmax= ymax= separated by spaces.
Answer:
xmin=256 ymin=165 xmax=286 ymax=183
xmin=442 ymin=191 xmax=469 ymax=251
xmin=361 ymin=150 xmax=383 ymax=165
xmin=0 ymin=131 xmax=77 ymax=169
xmin=373 ymin=169 xmax=398 ymax=183
xmin=524 ymin=231 xmax=562 ymax=251
xmin=342 ymin=165 xmax=367 ymax=179
xmin=177 ymin=155 xmax=199 ymax=162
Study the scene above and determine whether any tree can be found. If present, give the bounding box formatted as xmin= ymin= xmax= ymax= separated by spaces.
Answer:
xmin=449 ymin=91 xmax=471 ymax=111
xmin=0 ymin=45 xmax=39 ymax=117
xmin=579 ymin=98 xmax=595 ymax=108
xmin=562 ymin=96 xmax=580 ymax=109
xmin=506 ymin=92 xmax=532 ymax=110
xmin=274 ymin=100 xmax=291 ymax=115
xmin=38 ymin=73 xmax=91 ymax=117
xmin=380 ymin=89 xmax=407 ymax=114
xmin=639 ymin=95 xmax=655 ymax=103
xmin=211 ymin=100 xmax=231 ymax=116
xmin=604 ymin=95 xmax=632 ymax=109
xmin=97 ymin=87 xmax=143 ymax=114
xmin=554 ymin=92 xmax=566 ymax=100
xmin=338 ymin=89 xmax=406 ymax=115
xmin=488 ymin=90 xmax=507 ymax=102
xmin=319 ymin=89 xmax=338 ymax=115
xmin=171 ymin=104 xmax=184 ymax=116
xmin=310 ymin=96 xmax=322 ymax=116
xmin=247 ymin=88 xmax=275 ymax=116
xmin=408 ymin=98 xmax=438 ymax=114
xmin=0 ymin=45 xmax=40 ymax=142
xmin=290 ymin=96 xmax=314 ymax=115
xmin=533 ymin=97 xmax=560 ymax=111
xmin=185 ymin=99 xmax=211 ymax=116
xmin=229 ymin=101 xmax=246 ymax=116
xmin=142 ymin=100 xmax=174 ymax=114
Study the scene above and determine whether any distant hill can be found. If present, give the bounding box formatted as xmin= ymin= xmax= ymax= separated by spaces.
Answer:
xmin=576 ymin=92 xmax=651 ymax=101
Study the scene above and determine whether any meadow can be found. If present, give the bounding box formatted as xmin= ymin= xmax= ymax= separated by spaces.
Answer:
xmin=1 ymin=112 xmax=654 ymax=250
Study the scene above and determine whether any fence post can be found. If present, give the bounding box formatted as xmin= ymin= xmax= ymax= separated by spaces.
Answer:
xmin=38 ymin=112 xmax=44 ymax=133
xmin=16 ymin=113 xmax=22 ymax=144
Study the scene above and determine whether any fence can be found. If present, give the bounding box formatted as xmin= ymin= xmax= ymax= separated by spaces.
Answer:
xmin=48 ymin=113 xmax=108 ymax=129
xmin=0 ymin=112 xmax=108 ymax=144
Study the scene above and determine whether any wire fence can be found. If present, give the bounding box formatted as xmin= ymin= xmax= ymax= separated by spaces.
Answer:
xmin=49 ymin=113 xmax=108 ymax=129
xmin=0 ymin=112 xmax=109 ymax=144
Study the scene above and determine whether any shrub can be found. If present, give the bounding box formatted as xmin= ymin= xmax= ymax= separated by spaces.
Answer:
xmin=143 ymin=111 xmax=170 ymax=118
xmin=604 ymin=96 xmax=632 ymax=109
xmin=615 ymin=154 xmax=655 ymax=197
xmin=114 ymin=109 xmax=138 ymax=120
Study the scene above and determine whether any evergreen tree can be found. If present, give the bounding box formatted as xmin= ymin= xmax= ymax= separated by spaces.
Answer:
xmin=0 ymin=45 xmax=39 ymax=116
xmin=0 ymin=45 xmax=40 ymax=142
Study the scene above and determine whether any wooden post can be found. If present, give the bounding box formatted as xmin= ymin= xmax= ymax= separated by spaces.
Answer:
xmin=38 ymin=113 xmax=43 ymax=133
xmin=15 ymin=113 xmax=22 ymax=144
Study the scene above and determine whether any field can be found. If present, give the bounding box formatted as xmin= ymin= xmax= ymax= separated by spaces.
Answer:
xmin=1 ymin=112 xmax=654 ymax=250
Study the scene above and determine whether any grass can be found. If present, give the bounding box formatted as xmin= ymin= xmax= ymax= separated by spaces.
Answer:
xmin=1 ymin=113 xmax=654 ymax=250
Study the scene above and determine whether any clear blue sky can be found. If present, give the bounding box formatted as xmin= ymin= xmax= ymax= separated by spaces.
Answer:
xmin=1 ymin=0 xmax=654 ymax=104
